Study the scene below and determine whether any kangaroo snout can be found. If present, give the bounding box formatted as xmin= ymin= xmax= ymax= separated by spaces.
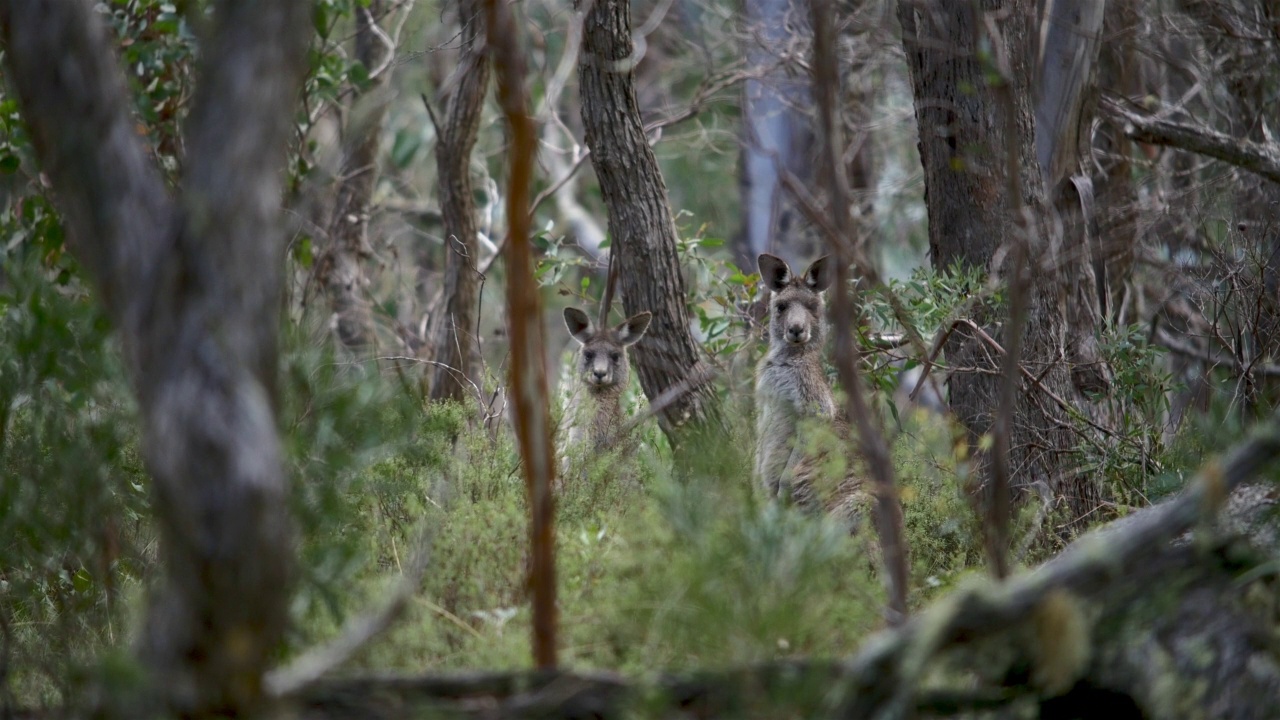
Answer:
xmin=785 ymin=324 xmax=809 ymax=344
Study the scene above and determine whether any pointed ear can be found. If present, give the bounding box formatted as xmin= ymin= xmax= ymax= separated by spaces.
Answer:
xmin=757 ymin=253 xmax=793 ymax=292
xmin=615 ymin=311 xmax=652 ymax=346
xmin=563 ymin=307 xmax=593 ymax=343
xmin=803 ymin=255 xmax=834 ymax=292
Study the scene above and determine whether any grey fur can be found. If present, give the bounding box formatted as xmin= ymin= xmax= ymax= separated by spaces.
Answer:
xmin=753 ymin=254 xmax=866 ymax=527
xmin=561 ymin=306 xmax=651 ymax=455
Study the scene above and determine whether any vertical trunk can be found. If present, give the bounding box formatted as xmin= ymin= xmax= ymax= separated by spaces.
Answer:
xmin=737 ymin=0 xmax=819 ymax=270
xmin=899 ymin=0 xmax=1106 ymax=529
xmin=0 ymin=0 xmax=309 ymax=714
xmin=576 ymin=0 xmax=728 ymax=453
xmin=1094 ymin=0 xmax=1143 ymax=323
xmin=320 ymin=0 xmax=389 ymax=351
xmin=429 ymin=0 xmax=490 ymax=403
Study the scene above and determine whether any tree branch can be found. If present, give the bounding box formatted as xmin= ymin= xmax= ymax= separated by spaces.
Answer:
xmin=1100 ymin=95 xmax=1280 ymax=185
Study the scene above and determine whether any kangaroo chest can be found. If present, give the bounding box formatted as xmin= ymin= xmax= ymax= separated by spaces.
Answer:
xmin=755 ymin=356 xmax=837 ymax=420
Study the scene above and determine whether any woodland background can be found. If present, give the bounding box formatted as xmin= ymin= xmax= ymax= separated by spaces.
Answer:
xmin=2 ymin=0 xmax=1280 ymax=718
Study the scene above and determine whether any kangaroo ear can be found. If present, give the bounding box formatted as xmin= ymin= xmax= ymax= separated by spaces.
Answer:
xmin=615 ymin=311 xmax=652 ymax=346
xmin=564 ymin=307 xmax=593 ymax=343
xmin=757 ymin=253 xmax=793 ymax=292
xmin=803 ymin=255 xmax=834 ymax=292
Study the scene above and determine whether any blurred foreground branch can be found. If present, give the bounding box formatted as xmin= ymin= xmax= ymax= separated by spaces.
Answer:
xmin=485 ymin=0 xmax=559 ymax=669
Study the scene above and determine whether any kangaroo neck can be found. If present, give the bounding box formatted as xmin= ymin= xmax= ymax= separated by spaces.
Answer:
xmin=766 ymin=341 xmax=823 ymax=364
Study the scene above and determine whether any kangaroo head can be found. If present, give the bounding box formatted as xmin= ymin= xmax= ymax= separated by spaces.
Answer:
xmin=564 ymin=306 xmax=651 ymax=392
xmin=757 ymin=253 xmax=833 ymax=351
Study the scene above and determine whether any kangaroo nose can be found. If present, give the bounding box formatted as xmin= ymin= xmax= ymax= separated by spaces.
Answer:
xmin=787 ymin=326 xmax=805 ymax=341
xmin=593 ymin=368 xmax=608 ymax=380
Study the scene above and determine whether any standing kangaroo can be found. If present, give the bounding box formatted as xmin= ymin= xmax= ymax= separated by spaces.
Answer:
xmin=560 ymin=306 xmax=652 ymax=454
xmin=754 ymin=253 xmax=865 ymax=525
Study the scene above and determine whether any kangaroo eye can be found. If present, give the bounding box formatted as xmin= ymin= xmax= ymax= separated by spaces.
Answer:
xmin=776 ymin=302 xmax=789 ymax=313
xmin=805 ymin=301 xmax=819 ymax=314
xmin=583 ymin=351 xmax=595 ymax=362
xmin=609 ymin=352 xmax=621 ymax=363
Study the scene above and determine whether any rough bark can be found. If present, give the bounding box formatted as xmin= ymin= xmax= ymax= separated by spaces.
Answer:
xmin=429 ymin=0 xmax=490 ymax=403
xmin=899 ymin=0 xmax=1105 ymax=529
xmin=576 ymin=0 xmax=728 ymax=453
xmin=320 ymin=0 xmax=389 ymax=351
xmin=1092 ymin=0 xmax=1143 ymax=322
xmin=0 ymin=0 xmax=308 ymax=715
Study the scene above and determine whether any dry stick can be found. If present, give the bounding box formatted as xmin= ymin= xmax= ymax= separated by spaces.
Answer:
xmin=1099 ymin=95 xmax=1280 ymax=185
xmin=983 ymin=14 xmax=1027 ymax=581
xmin=807 ymin=0 xmax=909 ymax=625
xmin=956 ymin=319 xmax=1116 ymax=448
xmin=485 ymin=0 xmax=558 ymax=669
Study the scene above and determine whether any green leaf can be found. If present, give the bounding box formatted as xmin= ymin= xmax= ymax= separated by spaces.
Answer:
xmin=295 ymin=236 xmax=315 ymax=269
xmin=390 ymin=128 xmax=421 ymax=168
xmin=348 ymin=61 xmax=372 ymax=92
xmin=0 ymin=155 xmax=18 ymax=173
xmin=313 ymin=2 xmax=331 ymax=39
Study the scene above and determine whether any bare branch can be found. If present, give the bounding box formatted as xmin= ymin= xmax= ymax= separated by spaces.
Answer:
xmin=1100 ymin=95 xmax=1280 ymax=185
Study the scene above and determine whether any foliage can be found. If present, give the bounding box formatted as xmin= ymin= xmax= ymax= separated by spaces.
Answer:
xmin=0 ymin=249 xmax=148 ymax=705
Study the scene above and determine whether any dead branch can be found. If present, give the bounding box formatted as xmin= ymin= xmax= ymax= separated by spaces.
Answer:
xmin=1100 ymin=95 xmax=1280 ymax=185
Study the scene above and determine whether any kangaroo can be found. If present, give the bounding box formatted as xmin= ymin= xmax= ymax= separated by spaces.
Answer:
xmin=560 ymin=306 xmax=651 ymax=455
xmin=754 ymin=253 xmax=866 ymax=527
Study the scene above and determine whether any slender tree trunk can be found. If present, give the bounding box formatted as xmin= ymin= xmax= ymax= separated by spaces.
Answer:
xmin=429 ymin=0 xmax=490 ymax=403
xmin=320 ymin=0 xmax=389 ymax=351
xmin=485 ymin=0 xmax=558 ymax=668
xmin=576 ymin=0 xmax=727 ymax=453
xmin=736 ymin=0 xmax=819 ymax=270
xmin=0 ymin=0 xmax=309 ymax=715
xmin=899 ymin=0 xmax=1107 ymax=529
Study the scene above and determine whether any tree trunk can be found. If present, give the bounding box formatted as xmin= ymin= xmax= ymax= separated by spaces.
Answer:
xmin=899 ymin=0 xmax=1107 ymax=529
xmin=736 ymin=0 xmax=820 ymax=271
xmin=429 ymin=0 xmax=490 ymax=404
xmin=0 ymin=0 xmax=308 ymax=715
xmin=319 ymin=0 xmax=389 ymax=352
xmin=576 ymin=0 xmax=727 ymax=453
